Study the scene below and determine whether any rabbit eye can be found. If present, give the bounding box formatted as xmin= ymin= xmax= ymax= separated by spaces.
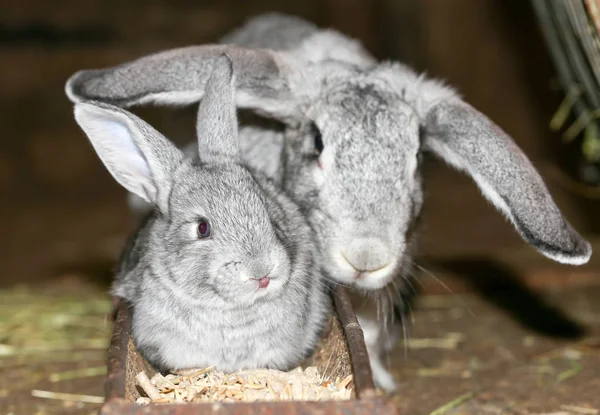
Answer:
xmin=311 ymin=123 xmax=324 ymax=155
xmin=197 ymin=218 xmax=211 ymax=238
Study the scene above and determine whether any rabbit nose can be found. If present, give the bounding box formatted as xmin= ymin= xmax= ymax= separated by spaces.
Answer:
xmin=257 ymin=276 xmax=270 ymax=288
xmin=341 ymin=238 xmax=393 ymax=273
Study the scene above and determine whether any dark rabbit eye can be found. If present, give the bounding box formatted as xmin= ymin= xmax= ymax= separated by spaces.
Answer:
xmin=311 ymin=123 xmax=324 ymax=155
xmin=197 ymin=218 xmax=211 ymax=238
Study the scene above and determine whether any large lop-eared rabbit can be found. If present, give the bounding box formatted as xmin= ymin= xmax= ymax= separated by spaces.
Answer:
xmin=65 ymin=13 xmax=591 ymax=391
xmin=70 ymin=55 xmax=330 ymax=373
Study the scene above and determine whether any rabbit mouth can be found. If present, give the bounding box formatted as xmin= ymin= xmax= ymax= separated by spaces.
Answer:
xmin=330 ymin=251 xmax=399 ymax=290
xmin=336 ymin=271 xmax=396 ymax=290
xmin=351 ymin=267 xmax=397 ymax=290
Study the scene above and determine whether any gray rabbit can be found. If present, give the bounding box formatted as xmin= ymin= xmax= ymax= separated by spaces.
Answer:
xmin=70 ymin=55 xmax=330 ymax=373
xmin=65 ymin=13 xmax=592 ymax=391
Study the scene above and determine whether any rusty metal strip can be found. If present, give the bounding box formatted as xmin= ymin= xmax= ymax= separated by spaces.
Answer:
xmin=332 ymin=286 xmax=377 ymax=398
xmin=100 ymin=398 xmax=398 ymax=415
xmin=104 ymin=299 xmax=131 ymax=401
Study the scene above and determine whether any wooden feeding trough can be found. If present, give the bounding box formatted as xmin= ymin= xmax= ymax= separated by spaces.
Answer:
xmin=98 ymin=285 xmax=399 ymax=414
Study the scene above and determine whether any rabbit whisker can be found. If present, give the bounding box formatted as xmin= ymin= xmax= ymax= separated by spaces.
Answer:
xmin=413 ymin=262 xmax=476 ymax=318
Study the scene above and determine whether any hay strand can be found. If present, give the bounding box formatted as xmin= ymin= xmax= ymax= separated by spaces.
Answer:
xmin=49 ymin=366 xmax=107 ymax=382
xmin=31 ymin=389 xmax=104 ymax=404
xmin=428 ymin=391 xmax=477 ymax=415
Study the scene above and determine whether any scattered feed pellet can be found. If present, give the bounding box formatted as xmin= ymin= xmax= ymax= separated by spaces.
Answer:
xmin=134 ymin=366 xmax=353 ymax=404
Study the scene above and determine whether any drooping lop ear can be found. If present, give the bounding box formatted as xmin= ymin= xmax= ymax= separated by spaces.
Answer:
xmin=194 ymin=54 xmax=239 ymax=164
xmin=65 ymin=45 xmax=305 ymax=122
xmin=73 ymin=101 xmax=183 ymax=213
xmin=423 ymin=99 xmax=591 ymax=265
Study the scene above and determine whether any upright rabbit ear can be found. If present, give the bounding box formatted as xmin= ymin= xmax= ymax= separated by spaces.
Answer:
xmin=73 ymin=101 xmax=183 ymax=213
xmin=65 ymin=45 xmax=304 ymax=122
xmin=194 ymin=54 xmax=239 ymax=164
xmin=423 ymin=99 xmax=592 ymax=265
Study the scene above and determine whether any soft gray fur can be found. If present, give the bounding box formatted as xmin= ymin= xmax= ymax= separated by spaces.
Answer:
xmin=65 ymin=13 xmax=592 ymax=391
xmin=71 ymin=55 xmax=330 ymax=373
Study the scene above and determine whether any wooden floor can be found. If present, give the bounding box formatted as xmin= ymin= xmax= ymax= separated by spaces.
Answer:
xmin=392 ymin=259 xmax=600 ymax=414
xmin=1 ymin=257 xmax=599 ymax=415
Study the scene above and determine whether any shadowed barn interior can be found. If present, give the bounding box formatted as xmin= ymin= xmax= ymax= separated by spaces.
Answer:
xmin=0 ymin=0 xmax=599 ymax=414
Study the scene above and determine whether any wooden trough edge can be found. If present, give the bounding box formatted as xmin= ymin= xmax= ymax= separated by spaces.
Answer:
xmin=99 ymin=285 xmax=399 ymax=415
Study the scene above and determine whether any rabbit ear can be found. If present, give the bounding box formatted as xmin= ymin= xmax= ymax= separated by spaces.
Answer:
xmin=73 ymin=101 xmax=183 ymax=212
xmin=424 ymin=99 xmax=592 ymax=265
xmin=65 ymin=45 xmax=303 ymax=122
xmin=195 ymin=54 xmax=239 ymax=164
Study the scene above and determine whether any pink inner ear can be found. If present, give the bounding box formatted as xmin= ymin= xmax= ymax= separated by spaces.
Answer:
xmin=317 ymin=159 xmax=323 ymax=169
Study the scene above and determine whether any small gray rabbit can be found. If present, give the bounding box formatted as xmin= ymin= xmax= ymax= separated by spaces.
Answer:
xmin=71 ymin=55 xmax=330 ymax=373
xmin=65 ymin=13 xmax=592 ymax=391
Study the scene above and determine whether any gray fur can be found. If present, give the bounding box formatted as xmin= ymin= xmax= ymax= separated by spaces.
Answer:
xmin=72 ymin=55 xmax=329 ymax=373
xmin=66 ymin=45 xmax=301 ymax=122
xmin=221 ymin=12 xmax=319 ymax=50
xmin=65 ymin=13 xmax=592 ymax=391
xmin=222 ymin=12 xmax=376 ymax=68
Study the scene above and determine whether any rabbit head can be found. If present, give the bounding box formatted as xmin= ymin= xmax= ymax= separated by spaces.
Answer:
xmin=71 ymin=55 xmax=295 ymax=305
xmin=66 ymin=45 xmax=592 ymax=292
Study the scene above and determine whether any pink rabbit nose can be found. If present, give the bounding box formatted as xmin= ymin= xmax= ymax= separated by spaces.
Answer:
xmin=258 ymin=276 xmax=270 ymax=289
